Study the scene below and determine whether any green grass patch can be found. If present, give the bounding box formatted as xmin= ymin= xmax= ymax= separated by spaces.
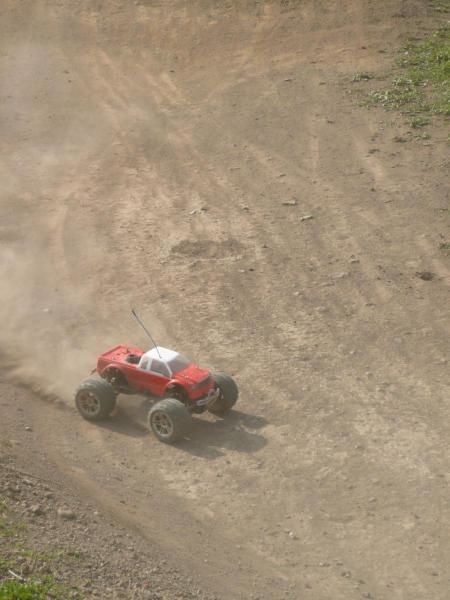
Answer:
xmin=431 ymin=0 xmax=450 ymax=13
xmin=0 ymin=519 xmax=26 ymax=540
xmin=0 ymin=533 xmax=83 ymax=598
xmin=19 ymin=549 xmax=61 ymax=563
xmin=0 ymin=500 xmax=27 ymax=538
xmin=352 ymin=72 xmax=374 ymax=82
xmin=411 ymin=115 xmax=431 ymax=128
xmin=0 ymin=579 xmax=52 ymax=600
xmin=0 ymin=545 xmax=70 ymax=574
xmin=0 ymin=576 xmax=74 ymax=600
xmin=0 ymin=517 xmax=26 ymax=538
xmin=365 ymin=26 xmax=450 ymax=123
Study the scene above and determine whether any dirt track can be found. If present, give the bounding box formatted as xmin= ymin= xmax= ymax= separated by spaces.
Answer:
xmin=1 ymin=2 xmax=449 ymax=599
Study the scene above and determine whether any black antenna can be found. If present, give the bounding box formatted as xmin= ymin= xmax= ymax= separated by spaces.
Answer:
xmin=131 ymin=308 xmax=162 ymax=359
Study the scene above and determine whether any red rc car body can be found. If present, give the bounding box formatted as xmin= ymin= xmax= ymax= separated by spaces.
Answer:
xmin=95 ymin=344 xmax=219 ymax=409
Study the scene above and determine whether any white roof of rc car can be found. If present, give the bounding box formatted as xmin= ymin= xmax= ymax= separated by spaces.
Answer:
xmin=141 ymin=347 xmax=179 ymax=363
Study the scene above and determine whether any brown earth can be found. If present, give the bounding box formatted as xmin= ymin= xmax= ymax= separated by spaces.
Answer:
xmin=0 ymin=450 xmax=217 ymax=599
xmin=1 ymin=1 xmax=449 ymax=599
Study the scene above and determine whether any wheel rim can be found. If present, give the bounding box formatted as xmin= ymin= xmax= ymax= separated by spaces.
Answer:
xmin=211 ymin=386 xmax=224 ymax=407
xmin=151 ymin=412 xmax=174 ymax=439
xmin=77 ymin=391 xmax=100 ymax=416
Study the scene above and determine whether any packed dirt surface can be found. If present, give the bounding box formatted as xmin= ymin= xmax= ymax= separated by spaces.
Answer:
xmin=1 ymin=1 xmax=449 ymax=598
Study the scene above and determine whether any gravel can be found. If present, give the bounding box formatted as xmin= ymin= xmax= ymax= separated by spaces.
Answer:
xmin=0 ymin=454 xmax=216 ymax=599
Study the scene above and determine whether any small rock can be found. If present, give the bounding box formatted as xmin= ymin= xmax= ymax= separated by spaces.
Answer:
xmin=57 ymin=507 xmax=76 ymax=520
xmin=332 ymin=272 xmax=349 ymax=280
xmin=300 ymin=215 xmax=313 ymax=221
xmin=315 ymin=306 xmax=328 ymax=313
xmin=416 ymin=271 xmax=435 ymax=281
xmin=350 ymin=258 xmax=360 ymax=264
xmin=282 ymin=200 xmax=297 ymax=206
xmin=288 ymin=531 xmax=298 ymax=540
xmin=24 ymin=426 xmax=32 ymax=432
xmin=29 ymin=504 xmax=44 ymax=515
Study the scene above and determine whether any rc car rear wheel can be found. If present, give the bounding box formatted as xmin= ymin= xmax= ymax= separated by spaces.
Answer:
xmin=75 ymin=379 xmax=117 ymax=421
xmin=208 ymin=372 xmax=239 ymax=416
xmin=148 ymin=398 xmax=191 ymax=443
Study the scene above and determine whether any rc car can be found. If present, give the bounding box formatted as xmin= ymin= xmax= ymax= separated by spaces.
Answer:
xmin=75 ymin=343 xmax=238 ymax=443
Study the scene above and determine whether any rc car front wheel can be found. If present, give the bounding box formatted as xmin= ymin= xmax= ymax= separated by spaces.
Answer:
xmin=208 ymin=372 xmax=239 ymax=416
xmin=148 ymin=398 xmax=191 ymax=443
xmin=75 ymin=379 xmax=117 ymax=421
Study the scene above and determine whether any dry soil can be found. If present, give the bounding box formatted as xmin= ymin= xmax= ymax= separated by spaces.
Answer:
xmin=1 ymin=1 xmax=449 ymax=599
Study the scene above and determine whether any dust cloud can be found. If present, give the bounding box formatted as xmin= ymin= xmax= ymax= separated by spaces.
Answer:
xmin=0 ymin=243 xmax=102 ymax=403
xmin=0 ymin=15 xmax=118 ymax=404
